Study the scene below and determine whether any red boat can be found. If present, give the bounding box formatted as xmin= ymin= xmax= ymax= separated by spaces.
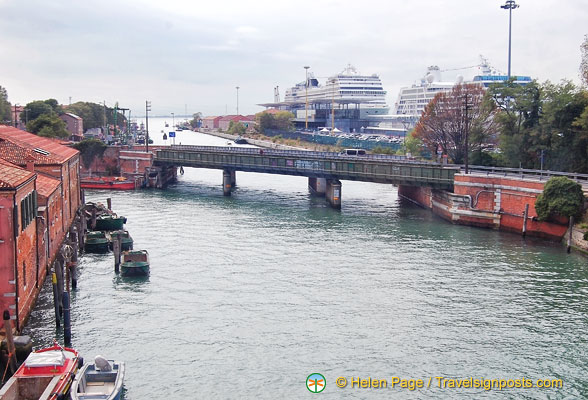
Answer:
xmin=0 ymin=344 xmax=81 ymax=400
xmin=81 ymin=176 xmax=136 ymax=190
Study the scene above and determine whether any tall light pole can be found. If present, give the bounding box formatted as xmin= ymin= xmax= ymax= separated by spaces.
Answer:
xmin=145 ymin=100 xmax=151 ymax=153
xmin=171 ymin=112 xmax=175 ymax=145
xmin=501 ymin=0 xmax=519 ymax=80
xmin=236 ymin=86 xmax=240 ymax=115
xmin=304 ymin=65 xmax=310 ymax=130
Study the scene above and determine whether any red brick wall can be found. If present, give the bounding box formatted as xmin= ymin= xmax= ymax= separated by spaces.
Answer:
xmin=0 ymin=191 xmax=17 ymax=322
xmin=398 ymin=185 xmax=432 ymax=208
xmin=398 ymin=175 xmax=570 ymax=240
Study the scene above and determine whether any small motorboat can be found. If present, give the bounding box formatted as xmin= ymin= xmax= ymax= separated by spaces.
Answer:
xmin=234 ymin=136 xmax=248 ymax=144
xmin=94 ymin=214 xmax=127 ymax=231
xmin=71 ymin=356 xmax=125 ymax=400
xmin=120 ymin=250 xmax=150 ymax=277
xmin=85 ymin=231 xmax=110 ymax=253
xmin=108 ymin=230 xmax=134 ymax=251
xmin=0 ymin=344 xmax=81 ymax=400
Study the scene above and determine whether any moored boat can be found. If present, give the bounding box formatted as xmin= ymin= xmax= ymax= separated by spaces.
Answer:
xmin=71 ymin=356 xmax=125 ymax=400
xmin=81 ymin=176 xmax=136 ymax=190
xmin=0 ymin=344 xmax=81 ymax=400
xmin=84 ymin=231 xmax=110 ymax=253
xmin=234 ymin=136 xmax=248 ymax=144
xmin=94 ymin=215 xmax=127 ymax=231
xmin=108 ymin=230 xmax=134 ymax=251
xmin=120 ymin=250 xmax=150 ymax=277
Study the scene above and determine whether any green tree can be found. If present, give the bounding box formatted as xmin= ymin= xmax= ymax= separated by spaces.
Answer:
xmin=63 ymin=102 xmax=126 ymax=132
xmin=73 ymin=139 xmax=107 ymax=174
xmin=255 ymin=111 xmax=293 ymax=133
xmin=535 ymin=177 xmax=584 ymax=221
xmin=404 ymin=131 xmax=425 ymax=158
xmin=21 ymin=100 xmax=55 ymax=123
xmin=26 ymin=114 xmax=69 ymax=138
xmin=227 ymin=121 xmax=246 ymax=135
xmin=0 ymin=85 xmax=11 ymax=124
xmin=488 ymin=80 xmax=542 ymax=168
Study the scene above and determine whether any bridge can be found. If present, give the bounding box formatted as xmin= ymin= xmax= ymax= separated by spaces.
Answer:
xmin=154 ymin=145 xmax=460 ymax=208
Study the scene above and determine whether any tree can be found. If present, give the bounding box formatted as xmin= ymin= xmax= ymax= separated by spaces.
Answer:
xmin=21 ymin=100 xmax=55 ymax=123
xmin=255 ymin=111 xmax=294 ymax=133
xmin=189 ymin=112 xmax=202 ymax=129
xmin=413 ymin=83 xmax=496 ymax=164
xmin=227 ymin=121 xmax=246 ymax=135
xmin=404 ymin=131 xmax=425 ymax=158
xmin=0 ymin=85 xmax=11 ymax=124
xmin=581 ymin=34 xmax=588 ymax=86
xmin=26 ymin=114 xmax=69 ymax=138
xmin=535 ymin=177 xmax=584 ymax=221
xmin=73 ymin=139 xmax=107 ymax=175
xmin=488 ymin=80 xmax=542 ymax=168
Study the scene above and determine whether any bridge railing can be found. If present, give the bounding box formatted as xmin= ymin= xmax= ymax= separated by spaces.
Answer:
xmin=167 ymin=145 xmax=454 ymax=167
xmin=464 ymin=165 xmax=588 ymax=183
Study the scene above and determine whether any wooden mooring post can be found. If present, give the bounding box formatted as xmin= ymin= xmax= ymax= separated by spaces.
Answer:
xmin=52 ymin=272 xmax=60 ymax=328
xmin=113 ymin=235 xmax=122 ymax=273
xmin=522 ymin=203 xmax=529 ymax=238
xmin=567 ymin=216 xmax=574 ymax=253
xmin=63 ymin=292 xmax=71 ymax=346
xmin=107 ymin=197 xmax=112 ymax=210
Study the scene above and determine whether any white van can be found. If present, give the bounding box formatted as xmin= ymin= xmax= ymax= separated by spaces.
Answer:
xmin=341 ymin=149 xmax=367 ymax=156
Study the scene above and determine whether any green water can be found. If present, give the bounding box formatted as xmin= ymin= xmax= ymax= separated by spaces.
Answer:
xmin=23 ymin=123 xmax=588 ymax=399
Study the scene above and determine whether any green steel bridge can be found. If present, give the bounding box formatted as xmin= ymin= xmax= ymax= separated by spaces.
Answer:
xmin=154 ymin=145 xmax=459 ymax=207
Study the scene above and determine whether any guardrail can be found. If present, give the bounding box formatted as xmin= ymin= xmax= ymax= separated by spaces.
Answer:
xmin=167 ymin=145 xmax=456 ymax=167
xmin=463 ymin=165 xmax=588 ymax=183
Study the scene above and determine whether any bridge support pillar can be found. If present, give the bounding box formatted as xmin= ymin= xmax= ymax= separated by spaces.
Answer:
xmin=308 ymin=177 xmax=326 ymax=196
xmin=223 ymin=170 xmax=233 ymax=196
xmin=326 ymin=179 xmax=342 ymax=209
xmin=230 ymin=170 xmax=236 ymax=187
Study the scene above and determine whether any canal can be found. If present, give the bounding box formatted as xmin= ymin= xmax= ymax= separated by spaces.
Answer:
xmin=23 ymin=119 xmax=588 ymax=398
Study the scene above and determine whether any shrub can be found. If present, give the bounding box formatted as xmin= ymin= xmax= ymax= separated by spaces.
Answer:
xmin=535 ymin=177 xmax=584 ymax=221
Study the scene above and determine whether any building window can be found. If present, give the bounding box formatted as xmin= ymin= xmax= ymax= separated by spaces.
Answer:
xmin=23 ymin=261 xmax=26 ymax=287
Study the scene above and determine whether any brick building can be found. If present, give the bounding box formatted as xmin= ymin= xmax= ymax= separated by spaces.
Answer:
xmin=0 ymin=126 xmax=81 ymax=331
xmin=59 ymin=113 xmax=84 ymax=141
xmin=0 ymin=159 xmax=39 ymax=331
xmin=202 ymin=116 xmax=222 ymax=129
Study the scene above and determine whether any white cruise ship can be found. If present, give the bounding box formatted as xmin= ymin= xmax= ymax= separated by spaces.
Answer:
xmin=283 ymin=65 xmax=389 ymax=118
xmin=393 ymin=57 xmax=531 ymax=118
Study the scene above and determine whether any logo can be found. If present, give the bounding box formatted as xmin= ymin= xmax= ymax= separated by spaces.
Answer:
xmin=306 ymin=373 xmax=326 ymax=393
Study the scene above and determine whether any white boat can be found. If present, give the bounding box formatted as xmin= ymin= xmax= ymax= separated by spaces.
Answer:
xmin=71 ymin=356 xmax=125 ymax=400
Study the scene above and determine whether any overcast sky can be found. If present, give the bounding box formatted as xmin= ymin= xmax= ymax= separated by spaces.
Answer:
xmin=1 ymin=0 xmax=586 ymax=116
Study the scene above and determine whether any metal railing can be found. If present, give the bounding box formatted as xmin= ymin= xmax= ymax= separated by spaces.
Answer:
xmin=463 ymin=165 xmax=588 ymax=183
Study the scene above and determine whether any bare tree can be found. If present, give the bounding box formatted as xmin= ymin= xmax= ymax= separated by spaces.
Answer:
xmin=414 ymin=84 xmax=497 ymax=164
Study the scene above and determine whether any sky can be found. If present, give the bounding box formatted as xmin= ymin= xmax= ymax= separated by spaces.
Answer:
xmin=0 ymin=0 xmax=586 ymax=117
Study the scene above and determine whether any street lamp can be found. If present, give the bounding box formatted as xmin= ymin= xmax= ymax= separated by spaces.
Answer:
xmin=236 ymin=86 xmax=240 ymax=115
xmin=304 ymin=66 xmax=310 ymax=130
xmin=171 ymin=112 xmax=175 ymax=145
xmin=501 ymin=0 xmax=519 ymax=80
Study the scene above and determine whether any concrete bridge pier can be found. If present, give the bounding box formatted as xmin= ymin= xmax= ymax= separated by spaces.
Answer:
xmin=230 ymin=170 xmax=236 ymax=187
xmin=223 ymin=169 xmax=234 ymax=196
xmin=326 ymin=179 xmax=342 ymax=209
xmin=308 ymin=177 xmax=326 ymax=196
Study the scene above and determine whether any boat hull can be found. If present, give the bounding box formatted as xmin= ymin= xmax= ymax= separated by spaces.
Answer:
xmin=120 ymin=262 xmax=149 ymax=277
xmin=94 ymin=217 xmax=126 ymax=231
xmin=0 ymin=345 xmax=80 ymax=400
xmin=71 ymin=360 xmax=125 ymax=400
xmin=84 ymin=240 xmax=110 ymax=253
xmin=81 ymin=177 xmax=136 ymax=190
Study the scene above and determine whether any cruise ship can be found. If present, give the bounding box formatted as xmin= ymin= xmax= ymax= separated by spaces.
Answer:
xmin=283 ymin=64 xmax=389 ymax=118
xmin=393 ymin=57 xmax=531 ymax=117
